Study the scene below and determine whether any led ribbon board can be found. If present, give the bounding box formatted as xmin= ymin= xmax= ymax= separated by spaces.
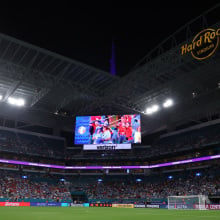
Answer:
xmin=0 ymin=154 xmax=220 ymax=169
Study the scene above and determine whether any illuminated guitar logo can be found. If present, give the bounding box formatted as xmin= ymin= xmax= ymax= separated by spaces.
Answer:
xmin=181 ymin=28 xmax=220 ymax=60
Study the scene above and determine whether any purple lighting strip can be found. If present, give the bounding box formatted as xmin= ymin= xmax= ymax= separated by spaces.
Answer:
xmin=0 ymin=154 xmax=220 ymax=170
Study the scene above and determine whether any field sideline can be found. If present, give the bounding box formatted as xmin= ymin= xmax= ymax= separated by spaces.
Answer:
xmin=0 ymin=207 xmax=219 ymax=220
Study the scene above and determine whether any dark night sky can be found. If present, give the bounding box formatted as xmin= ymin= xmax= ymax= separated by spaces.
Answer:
xmin=0 ymin=3 xmax=219 ymax=76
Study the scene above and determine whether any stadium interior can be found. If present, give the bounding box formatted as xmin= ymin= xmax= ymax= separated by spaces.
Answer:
xmin=0 ymin=5 xmax=220 ymax=213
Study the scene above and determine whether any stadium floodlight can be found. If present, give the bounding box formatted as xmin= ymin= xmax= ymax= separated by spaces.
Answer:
xmin=151 ymin=105 xmax=159 ymax=112
xmin=16 ymin=99 xmax=25 ymax=106
xmin=146 ymin=105 xmax=159 ymax=115
xmin=146 ymin=107 xmax=153 ymax=115
xmin=8 ymin=97 xmax=25 ymax=106
xmin=8 ymin=97 xmax=16 ymax=105
xmin=163 ymin=99 xmax=173 ymax=108
xmin=0 ymin=95 xmax=2 ymax=101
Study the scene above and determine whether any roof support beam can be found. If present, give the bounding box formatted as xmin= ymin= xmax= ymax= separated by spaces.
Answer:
xmin=2 ymin=52 xmax=39 ymax=101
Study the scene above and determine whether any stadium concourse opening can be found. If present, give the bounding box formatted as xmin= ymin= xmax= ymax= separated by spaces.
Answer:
xmin=0 ymin=3 xmax=219 ymax=220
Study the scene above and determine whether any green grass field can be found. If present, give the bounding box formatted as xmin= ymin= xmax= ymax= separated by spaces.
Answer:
xmin=0 ymin=207 xmax=219 ymax=220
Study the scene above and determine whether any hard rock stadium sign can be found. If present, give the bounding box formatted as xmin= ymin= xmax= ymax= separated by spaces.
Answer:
xmin=181 ymin=28 xmax=220 ymax=60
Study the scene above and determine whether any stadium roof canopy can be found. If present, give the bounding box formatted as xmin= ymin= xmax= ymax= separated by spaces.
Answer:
xmin=0 ymin=4 xmax=219 ymax=136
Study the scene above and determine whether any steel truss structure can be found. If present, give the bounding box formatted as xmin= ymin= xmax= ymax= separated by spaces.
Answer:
xmin=0 ymin=4 xmax=219 ymax=136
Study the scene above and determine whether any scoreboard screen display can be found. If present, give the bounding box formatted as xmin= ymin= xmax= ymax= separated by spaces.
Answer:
xmin=74 ymin=114 xmax=141 ymax=145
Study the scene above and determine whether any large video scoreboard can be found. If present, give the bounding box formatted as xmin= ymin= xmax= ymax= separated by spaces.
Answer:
xmin=74 ymin=114 xmax=141 ymax=150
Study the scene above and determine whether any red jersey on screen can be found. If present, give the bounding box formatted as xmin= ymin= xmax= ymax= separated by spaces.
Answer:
xmin=125 ymin=126 xmax=133 ymax=140
xmin=119 ymin=126 xmax=126 ymax=135
xmin=124 ymin=115 xmax=132 ymax=124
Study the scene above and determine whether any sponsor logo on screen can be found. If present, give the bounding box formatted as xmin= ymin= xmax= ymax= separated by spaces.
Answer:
xmin=71 ymin=203 xmax=84 ymax=207
xmin=83 ymin=144 xmax=131 ymax=150
xmin=5 ymin=202 xmax=20 ymax=206
xmin=30 ymin=202 xmax=61 ymax=207
xmin=112 ymin=204 xmax=134 ymax=208
xmin=207 ymin=205 xmax=220 ymax=210
xmin=78 ymin=126 xmax=86 ymax=135
xmin=146 ymin=204 xmax=160 ymax=208
xmin=0 ymin=202 xmax=30 ymax=206
xmin=134 ymin=204 xmax=146 ymax=208
xmin=194 ymin=204 xmax=220 ymax=210
xmin=181 ymin=28 xmax=220 ymax=60
xmin=89 ymin=203 xmax=112 ymax=207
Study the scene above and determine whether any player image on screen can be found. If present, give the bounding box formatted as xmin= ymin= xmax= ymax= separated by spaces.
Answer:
xmin=74 ymin=114 xmax=141 ymax=145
